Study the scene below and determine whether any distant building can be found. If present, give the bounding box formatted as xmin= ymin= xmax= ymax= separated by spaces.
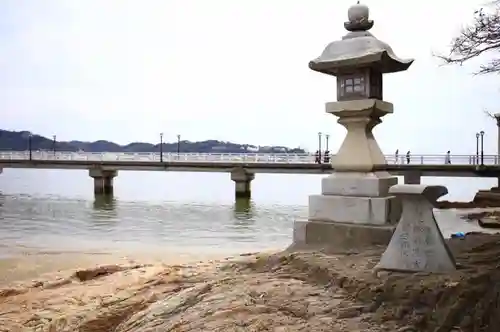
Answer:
xmin=211 ymin=146 xmax=228 ymax=151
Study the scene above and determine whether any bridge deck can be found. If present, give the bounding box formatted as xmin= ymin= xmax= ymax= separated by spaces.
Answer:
xmin=1 ymin=158 xmax=500 ymax=177
xmin=0 ymin=151 xmax=498 ymax=164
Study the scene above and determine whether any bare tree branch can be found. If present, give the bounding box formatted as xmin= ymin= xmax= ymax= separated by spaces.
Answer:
xmin=437 ymin=1 xmax=500 ymax=74
xmin=483 ymin=109 xmax=496 ymax=118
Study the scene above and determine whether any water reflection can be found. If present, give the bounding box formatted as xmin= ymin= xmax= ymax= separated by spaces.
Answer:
xmin=0 ymin=193 xmax=4 ymax=221
xmin=93 ymin=194 xmax=116 ymax=211
xmin=0 ymin=168 xmax=493 ymax=255
xmin=0 ymin=194 xmax=299 ymax=253
xmin=90 ymin=194 xmax=117 ymax=223
xmin=233 ymin=198 xmax=254 ymax=220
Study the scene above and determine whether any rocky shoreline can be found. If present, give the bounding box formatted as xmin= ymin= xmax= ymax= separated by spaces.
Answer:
xmin=438 ymin=199 xmax=500 ymax=229
xmin=436 ymin=186 xmax=500 ymax=210
xmin=436 ymin=190 xmax=500 ymax=228
xmin=1 ymin=233 xmax=500 ymax=331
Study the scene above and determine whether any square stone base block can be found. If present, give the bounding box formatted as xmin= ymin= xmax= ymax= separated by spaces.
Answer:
xmin=287 ymin=219 xmax=395 ymax=253
xmin=309 ymin=194 xmax=401 ymax=225
xmin=321 ymin=172 xmax=398 ymax=197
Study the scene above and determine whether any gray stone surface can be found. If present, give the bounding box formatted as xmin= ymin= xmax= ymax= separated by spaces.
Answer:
xmin=88 ymin=169 xmax=117 ymax=179
xmin=309 ymin=2 xmax=413 ymax=76
xmin=289 ymin=3 xmax=412 ymax=251
xmin=325 ymin=100 xmax=393 ymax=173
xmin=230 ymin=168 xmax=255 ymax=199
xmin=390 ymin=184 xmax=447 ymax=204
xmin=403 ymin=172 xmax=421 ymax=185
xmin=375 ymin=184 xmax=456 ymax=273
xmin=308 ymin=194 xmax=400 ymax=225
xmin=289 ymin=219 xmax=395 ymax=252
xmin=230 ymin=168 xmax=255 ymax=182
xmin=89 ymin=169 xmax=117 ymax=196
xmin=345 ymin=2 xmax=373 ymax=31
xmin=321 ymin=172 xmax=397 ymax=197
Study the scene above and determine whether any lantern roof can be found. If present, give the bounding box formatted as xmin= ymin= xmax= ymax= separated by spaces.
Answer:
xmin=309 ymin=2 xmax=414 ymax=76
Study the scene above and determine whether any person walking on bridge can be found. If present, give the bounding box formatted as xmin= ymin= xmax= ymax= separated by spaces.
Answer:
xmin=314 ymin=150 xmax=320 ymax=164
xmin=323 ymin=150 xmax=330 ymax=164
xmin=406 ymin=150 xmax=411 ymax=164
xmin=445 ymin=150 xmax=451 ymax=164
xmin=395 ymin=149 xmax=399 ymax=164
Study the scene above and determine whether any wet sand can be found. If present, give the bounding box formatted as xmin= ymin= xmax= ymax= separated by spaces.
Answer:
xmin=0 ymin=248 xmax=248 ymax=286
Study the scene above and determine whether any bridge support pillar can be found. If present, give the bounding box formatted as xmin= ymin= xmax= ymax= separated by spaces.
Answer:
xmin=231 ymin=169 xmax=254 ymax=199
xmin=89 ymin=169 xmax=117 ymax=195
xmin=403 ymin=172 xmax=421 ymax=184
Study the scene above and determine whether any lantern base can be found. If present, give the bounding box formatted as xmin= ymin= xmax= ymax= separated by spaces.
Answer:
xmin=321 ymin=171 xmax=397 ymax=197
xmin=310 ymin=171 xmax=400 ymax=224
xmin=288 ymin=219 xmax=395 ymax=253
xmin=289 ymin=171 xmax=401 ymax=251
xmin=308 ymin=194 xmax=400 ymax=225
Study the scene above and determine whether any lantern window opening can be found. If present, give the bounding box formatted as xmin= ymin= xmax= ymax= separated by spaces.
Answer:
xmin=338 ymin=73 xmax=366 ymax=99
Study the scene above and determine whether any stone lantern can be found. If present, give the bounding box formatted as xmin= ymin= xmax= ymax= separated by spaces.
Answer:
xmin=290 ymin=2 xmax=414 ymax=251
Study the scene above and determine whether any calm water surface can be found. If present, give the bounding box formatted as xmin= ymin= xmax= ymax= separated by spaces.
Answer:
xmin=0 ymin=169 xmax=497 ymax=257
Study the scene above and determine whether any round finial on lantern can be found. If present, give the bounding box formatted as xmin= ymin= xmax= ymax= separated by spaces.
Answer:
xmin=344 ymin=2 xmax=374 ymax=32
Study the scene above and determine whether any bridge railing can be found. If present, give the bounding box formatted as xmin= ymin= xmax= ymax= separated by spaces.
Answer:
xmin=0 ymin=151 xmax=499 ymax=165
xmin=0 ymin=151 xmax=316 ymax=163
xmin=385 ymin=154 xmax=500 ymax=165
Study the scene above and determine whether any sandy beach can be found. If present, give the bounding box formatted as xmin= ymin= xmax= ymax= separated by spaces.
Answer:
xmin=0 ymin=248 xmax=246 ymax=286
xmin=1 ymin=230 xmax=500 ymax=332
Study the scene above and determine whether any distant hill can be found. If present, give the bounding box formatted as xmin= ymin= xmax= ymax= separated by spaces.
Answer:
xmin=0 ymin=129 xmax=306 ymax=154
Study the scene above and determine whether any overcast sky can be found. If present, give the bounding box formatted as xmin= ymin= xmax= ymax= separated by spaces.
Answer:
xmin=1 ymin=0 xmax=499 ymax=154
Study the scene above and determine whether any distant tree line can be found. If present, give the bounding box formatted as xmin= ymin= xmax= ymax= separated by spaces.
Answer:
xmin=0 ymin=129 xmax=306 ymax=154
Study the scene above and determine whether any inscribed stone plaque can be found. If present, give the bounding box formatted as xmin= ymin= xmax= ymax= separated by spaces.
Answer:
xmin=376 ymin=189 xmax=456 ymax=273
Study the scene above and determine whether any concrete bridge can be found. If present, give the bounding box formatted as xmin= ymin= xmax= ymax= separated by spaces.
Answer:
xmin=1 ymin=151 xmax=499 ymax=198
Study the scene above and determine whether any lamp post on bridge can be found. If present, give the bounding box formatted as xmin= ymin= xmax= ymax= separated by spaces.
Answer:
xmin=495 ymin=113 xmax=500 ymax=165
xmin=52 ymin=135 xmax=56 ymax=156
xmin=480 ymin=130 xmax=485 ymax=166
xmin=160 ymin=133 xmax=164 ymax=162
xmin=318 ymin=132 xmax=322 ymax=164
xmin=476 ymin=132 xmax=480 ymax=165
xmin=28 ymin=133 xmax=32 ymax=161
xmin=177 ymin=134 xmax=181 ymax=157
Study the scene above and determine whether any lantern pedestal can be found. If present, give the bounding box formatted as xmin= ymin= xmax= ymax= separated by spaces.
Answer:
xmin=327 ymin=99 xmax=393 ymax=172
xmin=289 ymin=99 xmax=401 ymax=252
